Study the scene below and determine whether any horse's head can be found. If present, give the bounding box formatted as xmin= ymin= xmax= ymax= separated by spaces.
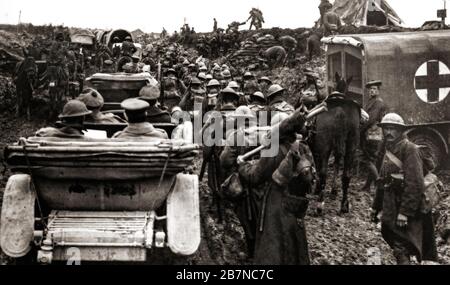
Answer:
xmin=22 ymin=56 xmax=37 ymax=80
xmin=334 ymin=72 xmax=352 ymax=94
xmin=45 ymin=65 xmax=63 ymax=89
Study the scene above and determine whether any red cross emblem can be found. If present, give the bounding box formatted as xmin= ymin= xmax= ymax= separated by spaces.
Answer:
xmin=414 ymin=60 xmax=450 ymax=103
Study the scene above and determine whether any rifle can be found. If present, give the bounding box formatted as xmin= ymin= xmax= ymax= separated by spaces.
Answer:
xmin=237 ymin=102 xmax=328 ymax=164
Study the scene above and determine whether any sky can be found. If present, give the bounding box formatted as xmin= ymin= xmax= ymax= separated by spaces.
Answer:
xmin=0 ymin=0 xmax=448 ymax=33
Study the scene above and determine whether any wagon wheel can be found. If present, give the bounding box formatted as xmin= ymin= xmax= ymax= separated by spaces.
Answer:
xmin=408 ymin=133 xmax=445 ymax=169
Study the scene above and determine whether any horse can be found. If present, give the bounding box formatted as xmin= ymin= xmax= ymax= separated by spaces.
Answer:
xmin=13 ymin=56 xmax=38 ymax=120
xmin=40 ymin=65 xmax=68 ymax=121
xmin=310 ymin=72 xmax=360 ymax=214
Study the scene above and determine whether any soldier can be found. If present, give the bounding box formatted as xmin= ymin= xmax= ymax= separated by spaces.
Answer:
xmin=247 ymin=8 xmax=265 ymax=30
xmin=371 ymin=113 xmax=438 ymax=265
xmin=77 ymin=88 xmax=125 ymax=124
xmin=212 ymin=64 xmax=222 ymax=80
xmin=242 ymin=72 xmax=260 ymax=99
xmin=323 ymin=3 xmax=342 ymax=36
xmin=217 ymin=87 xmax=240 ymax=112
xmin=203 ymin=79 xmax=221 ymax=113
xmin=266 ymin=84 xmax=295 ymax=122
xmin=161 ymin=28 xmax=168 ymax=39
xmin=248 ymin=91 xmax=267 ymax=123
xmin=138 ymin=85 xmax=172 ymax=124
xmin=163 ymin=68 xmax=187 ymax=111
xmin=259 ymin=46 xmax=287 ymax=69
xmin=36 ymin=100 xmax=91 ymax=138
xmin=112 ymin=37 xmax=121 ymax=59
xmin=213 ymin=18 xmax=218 ymax=32
xmin=95 ymin=43 xmax=113 ymax=72
xmin=205 ymin=74 xmax=213 ymax=84
xmin=121 ymin=36 xmax=137 ymax=57
xmin=237 ymin=111 xmax=311 ymax=265
xmin=226 ymin=21 xmax=246 ymax=33
xmin=299 ymin=68 xmax=325 ymax=109
xmin=102 ymin=59 xmax=115 ymax=73
xmin=228 ymin=81 xmax=248 ymax=106
xmin=319 ymin=0 xmax=333 ymax=26
xmin=257 ymin=76 xmax=272 ymax=96
xmin=221 ymin=69 xmax=233 ymax=88
xmin=197 ymin=72 xmax=208 ymax=88
xmin=183 ymin=63 xmax=198 ymax=85
xmin=220 ymin=106 xmax=259 ymax=257
xmin=179 ymin=77 xmax=206 ymax=112
xmin=112 ymin=98 xmax=168 ymax=139
xmin=361 ymin=80 xmax=387 ymax=192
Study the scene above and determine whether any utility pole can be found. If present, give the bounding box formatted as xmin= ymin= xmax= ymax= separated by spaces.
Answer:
xmin=17 ymin=10 xmax=21 ymax=34
xmin=438 ymin=0 xmax=447 ymax=28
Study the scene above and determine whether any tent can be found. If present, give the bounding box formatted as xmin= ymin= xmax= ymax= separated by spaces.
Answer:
xmin=330 ymin=0 xmax=403 ymax=27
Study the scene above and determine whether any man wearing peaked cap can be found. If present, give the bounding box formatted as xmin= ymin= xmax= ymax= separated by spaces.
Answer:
xmin=138 ymin=85 xmax=171 ymax=124
xmin=365 ymin=80 xmax=382 ymax=88
xmin=112 ymin=98 xmax=168 ymax=140
xmin=361 ymin=79 xmax=387 ymax=192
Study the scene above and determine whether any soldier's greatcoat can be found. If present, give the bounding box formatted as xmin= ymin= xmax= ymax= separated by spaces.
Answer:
xmin=238 ymin=139 xmax=310 ymax=265
xmin=373 ymin=136 xmax=437 ymax=262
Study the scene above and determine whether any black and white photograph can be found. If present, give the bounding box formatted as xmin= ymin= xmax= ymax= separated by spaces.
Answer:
xmin=0 ymin=0 xmax=449 ymax=269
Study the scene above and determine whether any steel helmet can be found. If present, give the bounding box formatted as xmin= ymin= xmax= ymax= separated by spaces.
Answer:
xmin=207 ymin=79 xmax=221 ymax=87
xmin=243 ymin=71 xmax=254 ymax=79
xmin=221 ymin=64 xmax=229 ymax=70
xmin=227 ymin=81 xmax=240 ymax=89
xmin=183 ymin=59 xmax=190 ymax=65
xmin=199 ymin=65 xmax=208 ymax=72
xmin=271 ymin=112 xmax=289 ymax=126
xmin=139 ymin=85 xmax=160 ymax=100
xmin=197 ymin=72 xmax=207 ymax=80
xmin=221 ymin=87 xmax=239 ymax=99
xmin=222 ymin=69 xmax=232 ymax=78
xmin=190 ymin=77 xmax=202 ymax=85
xmin=59 ymin=100 xmax=92 ymax=119
xmin=258 ymin=76 xmax=272 ymax=84
xmin=206 ymin=74 xmax=213 ymax=80
xmin=379 ymin=113 xmax=406 ymax=128
xmin=251 ymin=91 xmax=265 ymax=100
xmin=165 ymin=68 xmax=177 ymax=76
xmin=230 ymin=106 xmax=255 ymax=119
xmin=267 ymin=84 xmax=285 ymax=98
xmin=77 ymin=88 xmax=104 ymax=108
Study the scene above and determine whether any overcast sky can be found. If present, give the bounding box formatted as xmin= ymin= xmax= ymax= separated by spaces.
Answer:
xmin=0 ymin=0 xmax=447 ymax=33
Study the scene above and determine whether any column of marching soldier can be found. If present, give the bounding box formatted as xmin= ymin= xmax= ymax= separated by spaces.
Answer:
xmin=33 ymin=57 xmax=439 ymax=265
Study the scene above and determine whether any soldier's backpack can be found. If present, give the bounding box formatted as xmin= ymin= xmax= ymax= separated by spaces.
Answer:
xmin=385 ymin=147 xmax=444 ymax=214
